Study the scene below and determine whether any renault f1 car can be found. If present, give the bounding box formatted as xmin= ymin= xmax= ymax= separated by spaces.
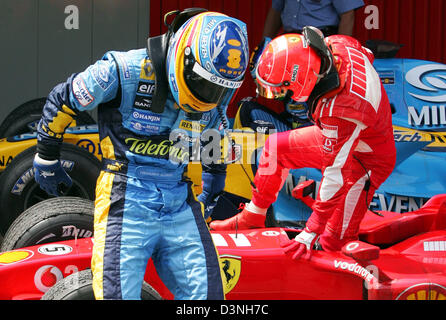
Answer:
xmin=0 ymin=179 xmax=445 ymax=300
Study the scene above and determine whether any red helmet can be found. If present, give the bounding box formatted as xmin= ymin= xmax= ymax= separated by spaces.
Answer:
xmin=255 ymin=33 xmax=323 ymax=102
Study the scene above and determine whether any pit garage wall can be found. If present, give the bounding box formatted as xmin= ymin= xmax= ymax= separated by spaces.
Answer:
xmin=150 ymin=0 xmax=446 ymax=117
xmin=0 ymin=0 xmax=150 ymax=126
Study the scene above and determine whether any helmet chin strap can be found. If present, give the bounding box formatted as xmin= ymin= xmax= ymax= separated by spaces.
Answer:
xmin=301 ymin=26 xmax=340 ymax=122
xmin=146 ymin=33 xmax=170 ymax=114
xmin=306 ymin=68 xmax=341 ymax=122
xmin=185 ymin=112 xmax=203 ymax=120
xmin=313 ymin=54 xmax=333 ymax=79
xmin=303 ymin=26 xmax=334 ymax=79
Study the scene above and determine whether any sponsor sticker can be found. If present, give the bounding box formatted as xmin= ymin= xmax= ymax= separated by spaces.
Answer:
xmin=406 ymin=64 xmax=446 ymax=103
xmin=131 ymin=110 xmax=161 ymax=123
xmin=125 ymin=136 xmax=189 ymax=163
xmin=76 ymin=139 xmax=97 ymax=154
xmin=72 ymin=75 xmax=94 ymax=107
xmin=133 ymin=95 xmax=153 ymax=110
xmin=179 ymin=120 xmax=206 ymax=133
xmin=219 ymin=254 xmax=242 ymax=294
xmin=169 ymin=73 xmax=178 ymax=92
xmin=34 ymin=265 xmax=64 ymax=293
xmin=333 ymin=260 xmax=374 ymax=283
xmin=38 ymin=244 xmax=73 ymax=256
xmin=321 ymin=123 xmax=338 ymax=153
xmin=129 ymin=110 xmax=161 ymax=134
xmin=91 ymin=62 xmax=116 ymax=91
xmin=396 ymin=283 xmax=446 ymax=300
xmin=130 ymin=121 xmax=161 ymax=135
xmin=140 ymin=58 xmax=155 ymax=80
xmin=201 ymin=112 xmax=211 ymax=123
xmin=291 ymin=65 xmax=299 ymax=82
xmin=0 ymin=250 xmax=33 ymax=265
xmin=137 ymin=81 xmax=155 ymax=96
xmin=378 ymin=71 xmax=395 ymax=85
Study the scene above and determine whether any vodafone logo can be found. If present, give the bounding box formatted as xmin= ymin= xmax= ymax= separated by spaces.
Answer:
xmin=406 ymin=64 xmax=446 ymax=102
xmin=345 ymin=242 xmax=360 ymax=251
xmin=34 ymin=265 xmax=64 ymax=293
xmin=34 ymin=265 xmax=82 ymax=293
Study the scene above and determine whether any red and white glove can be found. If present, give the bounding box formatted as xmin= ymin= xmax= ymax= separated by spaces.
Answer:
xmin=210 ymin=202 xmax=266 ymax=231
xmin=281 ymin=227 xmax=320 ymax=260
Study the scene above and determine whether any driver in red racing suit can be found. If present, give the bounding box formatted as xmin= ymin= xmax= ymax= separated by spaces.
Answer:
xmin=211 ymin=28 xmax=396 ymax=257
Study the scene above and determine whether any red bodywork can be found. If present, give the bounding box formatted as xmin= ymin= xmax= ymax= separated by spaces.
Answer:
xmin=0 ymin=194 xmax=445 ymax=300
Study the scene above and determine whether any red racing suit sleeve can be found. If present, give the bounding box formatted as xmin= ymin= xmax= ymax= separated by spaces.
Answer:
xmin=305 ymin=115 xmax=367 ymax=235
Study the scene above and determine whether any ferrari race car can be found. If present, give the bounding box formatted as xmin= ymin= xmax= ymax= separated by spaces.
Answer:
xmin=0 ymin=180 xmax=445 ymax=300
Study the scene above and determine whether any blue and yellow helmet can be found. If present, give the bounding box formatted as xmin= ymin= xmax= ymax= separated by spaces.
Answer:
xmin=166 ymin=12 xmax=249 ymax=113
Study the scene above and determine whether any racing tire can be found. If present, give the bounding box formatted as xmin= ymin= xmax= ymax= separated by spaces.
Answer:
xmin=0 ymin=143 xmax=100 ymax=236
xmin=0 ymin=98 xmax=96 ymax=138
xmin=0 ymin=197 xmax=94 ymax=252
xmin=41 ymin=269 xmax=163 ymax=300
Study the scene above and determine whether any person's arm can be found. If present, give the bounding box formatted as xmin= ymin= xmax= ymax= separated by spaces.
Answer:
xmin=263 ymin=7 xmax=283 ymax=38
xmin=37 ymin=57 xmax=119 ymax=160
xmin=197 ymin=107 xmax=230 ymax=220
xmin=332 ymin=0 xmax=364 ymax=35
xmin=34 ymin=57 xmax=119 ymax=196
xmin=337 ymin=9 xmax=356 ymax=36
xmin=198 ymin=162 xmax=227 ymax=220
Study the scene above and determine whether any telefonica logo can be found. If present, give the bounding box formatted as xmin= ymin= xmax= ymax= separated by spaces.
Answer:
xmin=125 ymin=137 xmax=189 ymax=163
xmin=406 ymin=64 xmax=446 ymax=103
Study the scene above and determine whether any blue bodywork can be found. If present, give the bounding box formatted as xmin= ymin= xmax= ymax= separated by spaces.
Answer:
xmin=272 ymin=58 xmax=446 ymax=226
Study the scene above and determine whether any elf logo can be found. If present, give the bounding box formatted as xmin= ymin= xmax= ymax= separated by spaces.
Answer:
xmin=137 ymin=82 xmax=155 ymax=96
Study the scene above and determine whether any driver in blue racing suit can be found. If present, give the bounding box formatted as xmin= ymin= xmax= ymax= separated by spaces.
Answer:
xmin=32 ymin=9 xmax=249 ymax=300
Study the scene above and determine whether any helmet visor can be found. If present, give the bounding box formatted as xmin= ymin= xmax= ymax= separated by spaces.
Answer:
xmin=255 ymin=66 xmax=290 ymax=100
xmin=183 ymin=47 xmax=243 ymax=105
